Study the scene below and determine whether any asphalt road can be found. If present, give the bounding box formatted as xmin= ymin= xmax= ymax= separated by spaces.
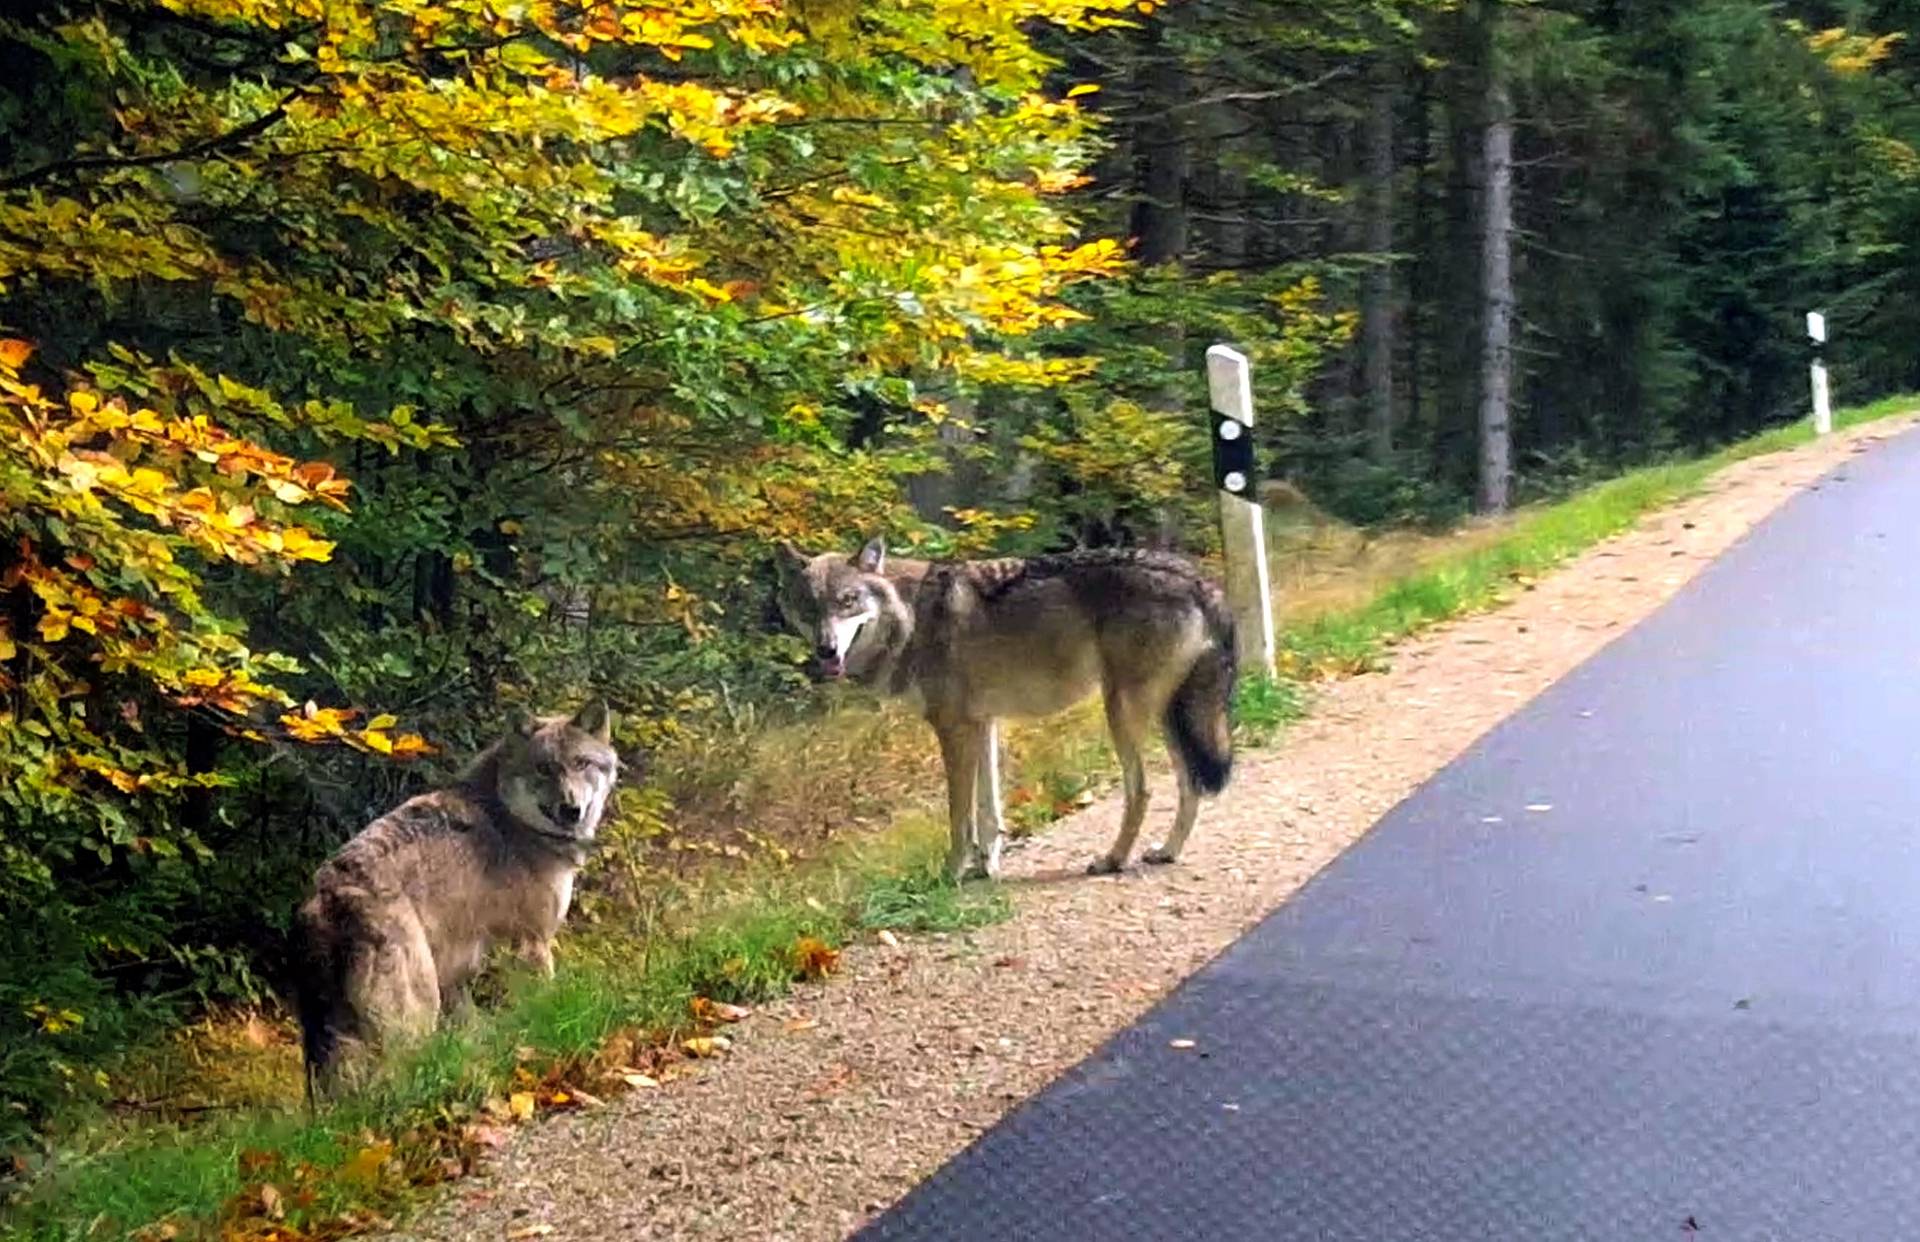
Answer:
xmin=855 ymin=426 xmax=1920 ymax=1242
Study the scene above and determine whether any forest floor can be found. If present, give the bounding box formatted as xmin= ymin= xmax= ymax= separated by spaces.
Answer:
xmin=383 ymin=410 xmax=1920 ymax=1242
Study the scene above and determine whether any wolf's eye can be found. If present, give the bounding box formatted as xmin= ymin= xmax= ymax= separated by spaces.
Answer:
xmin=538 ymin=760 xmax=558 ymax=779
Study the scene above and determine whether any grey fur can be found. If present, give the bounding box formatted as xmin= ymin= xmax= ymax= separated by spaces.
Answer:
xmin=775 ymin=541 xmax=1236 ymax=880
xmin=290 ymin=701 xmax=618 ymax=1101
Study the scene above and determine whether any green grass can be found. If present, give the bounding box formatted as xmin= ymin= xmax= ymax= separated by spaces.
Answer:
xmin=10 ymin=397 xmax=1914 ymax=1242
xmin=857 ymin=861 xmax=1013 ymax=934
xmin=5 ymin=817 xmax=994 ymax=1242
xmin=1278 ymin=400 xmax=1915 ymax=679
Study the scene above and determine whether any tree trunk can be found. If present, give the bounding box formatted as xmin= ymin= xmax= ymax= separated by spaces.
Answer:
xmin=1362 ymin=63 xmax=1398 ymax=463
xmin=1132 ymin=34 xmax=1189 ymax=266
xmin=1475 ymin=1 xmax=1514 ymax=514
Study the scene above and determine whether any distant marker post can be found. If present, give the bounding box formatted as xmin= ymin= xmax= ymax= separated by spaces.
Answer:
xmin=1807 ymin=310 xmax=1832 ymax=436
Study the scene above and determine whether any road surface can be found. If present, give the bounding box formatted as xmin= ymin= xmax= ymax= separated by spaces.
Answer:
xmin=856 ymin=426 xmax=1920 ymax=1241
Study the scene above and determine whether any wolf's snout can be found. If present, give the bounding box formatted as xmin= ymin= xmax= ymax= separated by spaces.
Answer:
xmin=554 ymin=802 xmax=584 ymax=827
xmin=814 ymin=643 xmax=845 ymax=679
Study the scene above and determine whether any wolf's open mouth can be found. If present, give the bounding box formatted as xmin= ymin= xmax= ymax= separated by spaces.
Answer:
xmin=816 ymin=655 xmax=846 ymax=679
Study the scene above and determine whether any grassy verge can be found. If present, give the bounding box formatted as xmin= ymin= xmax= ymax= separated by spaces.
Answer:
xmin=7 ymin=816 xmax=1009 ymax=1241
xmin=10 ymin=399 xmax=1912 ymax=1241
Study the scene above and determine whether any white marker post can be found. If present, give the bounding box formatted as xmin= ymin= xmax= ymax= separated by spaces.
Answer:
xmin=1205 ymin=345 xmax=1276 ymax=679
xmin=1808 ymin=310 xmax=1832 ymax=436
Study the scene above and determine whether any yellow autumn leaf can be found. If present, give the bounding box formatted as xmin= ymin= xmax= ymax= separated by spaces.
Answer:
xmin=389 ymin=733 xmax=437 ymax=758
xmin=338 ymin=1141 xmax=392 ymax=1184
xmin=509 ymin=1090 xmax=536 ymax=1121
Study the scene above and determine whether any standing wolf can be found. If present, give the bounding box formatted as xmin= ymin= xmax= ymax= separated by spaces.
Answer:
xmin=290 ymin=701 xmax=618 ymax=1100
xmin=775 ymin=539 xmax=1237 ymax=880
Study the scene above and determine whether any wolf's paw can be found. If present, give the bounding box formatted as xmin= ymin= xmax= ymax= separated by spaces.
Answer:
xmin=1142 ymin=845 xmax=1179 ymax=866
xmin=1085 ymin=854 xmax=1125 ymax=876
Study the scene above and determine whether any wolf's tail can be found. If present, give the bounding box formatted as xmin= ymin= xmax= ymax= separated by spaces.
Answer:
xmin=1166 ymin=587 xmax=1237 ymax=795
xmin=288 ymin=895 xmax=346 ymax=1112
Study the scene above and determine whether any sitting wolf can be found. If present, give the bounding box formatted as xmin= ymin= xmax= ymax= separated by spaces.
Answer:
xmin=775 ymin=539 xmax=1237 ymax=880
xmin=290 ymin=701 xmax=618 ymax=1100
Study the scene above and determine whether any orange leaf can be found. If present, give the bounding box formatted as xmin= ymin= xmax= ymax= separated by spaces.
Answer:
xmin=791 ymin=936 xmax=840 ymax=981
xmin=0 ymin=338 xmax=33 ymax=369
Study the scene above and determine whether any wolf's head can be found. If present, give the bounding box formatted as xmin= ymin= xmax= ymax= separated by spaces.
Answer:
xmin=773 ymin=536 xmax=906 ymax=682
xmin=495 ymin=701 xmax=619 ymax=845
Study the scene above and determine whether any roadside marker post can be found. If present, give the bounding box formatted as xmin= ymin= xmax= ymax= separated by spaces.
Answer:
xmin=1808 ymin=310 xmax=1832 ymax=436
xmin=1205 ymin=344 xmax=1276 ymax=680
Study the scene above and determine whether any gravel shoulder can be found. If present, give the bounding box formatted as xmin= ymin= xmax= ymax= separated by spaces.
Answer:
xmin=390 ymin=418 xmax=1915 ymax=1242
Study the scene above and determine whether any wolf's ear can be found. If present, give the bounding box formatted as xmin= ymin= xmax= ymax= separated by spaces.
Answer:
xmin=855 ymin=536 xmax=886 ymax=575
xmin=775 ymin=540 xmax=808 ymax=577
xmin=570 ymin=698 xmax=613 ymax=744
xmin=505 ymin=705 xmax=538 ymax=741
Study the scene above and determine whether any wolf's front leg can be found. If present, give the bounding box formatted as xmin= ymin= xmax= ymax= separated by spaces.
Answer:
xmin=934 ymin=722 xmax=983 ymax=882
xmin=517 ymin=935 xmax=556 ymax=978
xmin=973 ymin=719 xmax=1006 ymax=878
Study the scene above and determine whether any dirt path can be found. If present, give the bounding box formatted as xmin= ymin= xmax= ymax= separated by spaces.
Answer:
xmin=389 ymin=418 xmax=1914 ymax=1242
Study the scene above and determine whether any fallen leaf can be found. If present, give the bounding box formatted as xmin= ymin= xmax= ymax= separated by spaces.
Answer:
xmin=567 ymin=1087 xmax=606 ymax=1109
xmin=463 ymin=1122 xmax=512 ymax=1149
xmin=1168 ymin=1039 xmax=1197 ymax=1050
xmin=339 ymin=1141 xmax=392 ymax=1185
xmin=621 ymin=1072 xmax=660 ymax=1089
xmin=690 ymin=996 xmax=751 ymax=1024
xmin=238 ymin=1148 xmax=278 ymax=1176
xmin=875 ymin=929 xmax=901 ymax=949
xmin=507 ymin=1224 xmax=555 ymax=1239
xmin=791 ymin=936 xmax=840 ymax=980
xmin=508 ymin=1091 xmax=536 ymax=1122
xmin=1524 ymin=803 xmax=1553 ymax=813
xmin=784 ymin=1016 xmax=820 ymax=1034
xmin=681 ymin=1035 xmax=731 ymax=1058
xmin=804 ymin=1062 xmax=858 ymax=1099
xmin=258 ymin=1183 xmax=284 ymax=1220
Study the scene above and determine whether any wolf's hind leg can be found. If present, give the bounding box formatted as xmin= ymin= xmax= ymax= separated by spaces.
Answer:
xmin=1144 ymin=734 xmax=1201 ymax=865
xmin=1090 ymin=687 xmax=1152 ymax=875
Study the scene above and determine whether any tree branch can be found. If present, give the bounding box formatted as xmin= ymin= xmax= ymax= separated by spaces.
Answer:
xmin=1158 ymin=68 xmax=1357 ymax=118
xmin=2 ymin=87 xmax=307 ymax=192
